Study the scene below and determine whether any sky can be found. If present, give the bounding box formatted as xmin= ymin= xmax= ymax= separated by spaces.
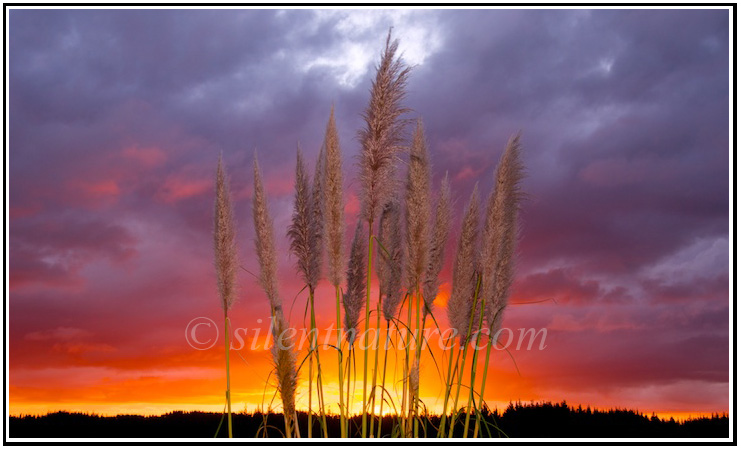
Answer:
xmin=7 ymin=7 xmax=731 ymax=420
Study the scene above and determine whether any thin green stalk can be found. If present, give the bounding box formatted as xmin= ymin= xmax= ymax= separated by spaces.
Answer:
xmin=335 ymin=285 xmax=347 ymax=438
xmin=369 ymin=292 xmax=382 ymax=437
xmin=377 ymin=319 xmax=392 ymax=437
xmin=473 ymin=338 xmax=494 ymax=438
xmin=309 ymin=289 xmax=329 ymax=437
xmin=361 ymin=221 xmax=374 ymax=438
xmin=401 ymin=291 xmax=413 ymax=436
xmin=463 ymin=288 xmax=488 ymax=437
xmin=308 ymin=311 xmax=314 ymax=438
xmin=447 ymin=275 xmax=482 ymax=438
xmin=346 ymin=346 xmax=355 ymax=436
xmin=413 ymin=289 xmax=422 ymax=438
xmin=224 ymin=315 xmax=233 ymax=438
xmin=437 ymin=339 xmax=458 ymax=437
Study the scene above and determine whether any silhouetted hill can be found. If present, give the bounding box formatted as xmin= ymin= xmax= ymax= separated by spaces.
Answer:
xmin=9 ymin=401 xmax=729 ymax=439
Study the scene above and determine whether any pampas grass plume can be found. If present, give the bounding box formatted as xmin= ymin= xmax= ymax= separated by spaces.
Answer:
xmin=358 ymin=31 xmax=411 ymax=223
xmin=404 ymin=118 xmax=431 ymax=290
xmin=343 ymin=220 xmax=367 ymax=345
xmin=447 ymin=184 xmax=480 ymax=344
xmin=423 ymin=172 xmax=452 ymax=317
xmin=214 ymin=155 xmax=238 ymax=312
xmin=324 ymin=106 xmax=345 ymax=288
xmin=252 ymin=155 xmax=280 ymax=311
xmin=287 ymin=146 xmax=314 ymax=289
xmin=309 ymin=146 xmax=325 ymax=289
xmin=377 ymin=200 xmax=403 ymax=322
xmin=482 ymin=134 xmax=525 ymax=334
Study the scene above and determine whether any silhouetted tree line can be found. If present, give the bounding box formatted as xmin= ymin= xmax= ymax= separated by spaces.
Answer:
xmin=9 ymin=401 xmax=728 ymax=439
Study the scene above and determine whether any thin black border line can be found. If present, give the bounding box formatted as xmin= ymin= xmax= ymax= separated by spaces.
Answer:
xmin=731 ymin=1 xmax=737 ymax=446
xmin=2 ymin=2 xmax=737 ymax=446
xmin=3 ymin=2 xmax=7 ymax=447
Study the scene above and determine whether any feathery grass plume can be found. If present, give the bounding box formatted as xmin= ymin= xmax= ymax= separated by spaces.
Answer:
xmin=253 ymin=154 xmax=298 ymax=437
xmin=322 ymin=106 xmax=348 ymax=438
xmin=272 ymin=309 xmax=298 ymax=436
xmin=324 ymin=106 xmax=345 ymax=288
xmin=214 ymin=155 xmax=237 ymax=438
xmin=308 ymin=147 xmax=325 ymax=289
xmin=482 ymin=134 xmax=524 ymax=335
xmin=358 ymin=31 xmax=411 ymax=438
xmin=404 ymin=118 xmax=431 ymax=291
xmin=343 ymin=220 xmax=367 ymax=346
xmin=358 ymin=30 xmax=412 ymax=224
xmin=214 ymin=156 xmax=238 ymax=313
xmin=287 ymin=146 xmax=314 ymax=288
xmin=472 ymin=135 xmax=525 ymax=439
xmin=447 ymin=184 xmax=481 ymax=344
xmin=377 ymin=200 xmax=404 ymax=322
xmin=422 ymin=173 xmax=452 ymax=318
xmin=252 ymin=155 xmax=280 ymax=311
xmin=309 ymin=148 xmax=328 ymax=437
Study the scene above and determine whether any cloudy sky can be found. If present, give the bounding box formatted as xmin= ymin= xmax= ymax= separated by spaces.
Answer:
xmin=8 ymin=7 xmax=730 ymax=419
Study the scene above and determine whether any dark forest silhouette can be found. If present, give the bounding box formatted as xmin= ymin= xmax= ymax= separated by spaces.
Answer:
xmin=10 ymin=401 xmax=728 ymax=438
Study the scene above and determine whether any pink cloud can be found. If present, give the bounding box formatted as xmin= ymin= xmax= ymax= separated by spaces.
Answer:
xmin=68 ymin=179 xmax=121 ymax=206
xmin=157 ymin=176 xmax=211 ymax=203
xmin=121 ymin=145 xmax=167 ymax=168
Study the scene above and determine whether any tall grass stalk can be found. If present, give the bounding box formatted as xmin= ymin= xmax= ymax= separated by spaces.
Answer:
xmin=473 ymin=335 xmax=494 ymax=438
xmin=437 ymin=332 xmax=459 ymax=437
xmin=463 ymin=282 xmax=488 ymax=437
xmin=344 ymin=220 xmax=366 ymax=435
xmin=444 ymin=186 xmax=481 ymax=438
xmin=287 ymin=147 xmax=314 ymax=436
xmin=323 ymin=106 xmax=347 ymax=437
xmin=213 ymin=156 xmax=238 ymax=438
xmin=447 ymin=274 xmax=481 ymax=438
xmin=405 ymin=119 xmax=431 ymax=437
xmin=361 ymin=225 xmax=374 ymax=438
xmin=287 ymin=147 xmax=329 ymax=437
xmin=310 ymin=147 xmax=329 ymax=438
xmin=377 ymin=319 xmax=392 ymax=436
xmin=376 ymin=200 xmax=402 ymax=436
xmin=369 ymin=288 xmax=382 ymax=437
xmin=473 ymin=134 xmax=525 ymax=438
xmin=357 ymin=31 xmax=410 ymax=438
xmin=253 ymin=155 xmax=298 ymax=437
